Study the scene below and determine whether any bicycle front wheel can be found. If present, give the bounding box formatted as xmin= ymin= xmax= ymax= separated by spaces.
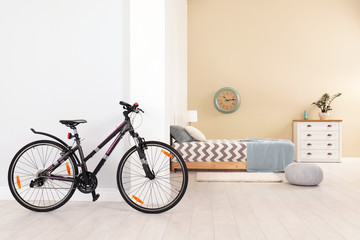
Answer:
xmin=8 ymin=140 xmax=78 ymax=212
xmin=117 ymin=141 xmax=188 ymax=213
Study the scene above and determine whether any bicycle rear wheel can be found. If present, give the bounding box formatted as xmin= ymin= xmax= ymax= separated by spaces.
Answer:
xmin=117 ymin=141 xmax=188 ymax=213
xmin=8 ymin=140 xmax=78 ymax=212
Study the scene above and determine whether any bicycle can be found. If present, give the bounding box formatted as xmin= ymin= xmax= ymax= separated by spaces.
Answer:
xmin=8 ymin=101 xmax=188 ymax=214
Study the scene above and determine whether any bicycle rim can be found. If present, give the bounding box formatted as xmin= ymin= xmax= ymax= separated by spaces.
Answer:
xmin=117 ymin=141 xmax=188 ymax=213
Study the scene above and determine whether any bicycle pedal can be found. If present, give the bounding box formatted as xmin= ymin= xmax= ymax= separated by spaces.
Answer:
xmin=92 ymin=192 xmax=100 ymax=202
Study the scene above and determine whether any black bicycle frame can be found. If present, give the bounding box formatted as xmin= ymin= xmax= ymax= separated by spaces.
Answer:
xmin=43 ymin=117 xmax=136 ymax=183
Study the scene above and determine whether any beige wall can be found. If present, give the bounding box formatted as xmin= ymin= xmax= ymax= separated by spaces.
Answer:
xmin=188 ymin=0 xmax=360 ymax=157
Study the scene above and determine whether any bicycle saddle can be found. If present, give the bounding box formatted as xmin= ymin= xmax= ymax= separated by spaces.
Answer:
xmin=59 ymin=119 xmax=87 ymax=127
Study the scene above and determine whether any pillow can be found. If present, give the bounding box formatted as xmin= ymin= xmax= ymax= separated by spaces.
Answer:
xmin=185 ymin=126 xmax=206 ymax=141
xmin=170 ymin=125 xmax=194 ymax=143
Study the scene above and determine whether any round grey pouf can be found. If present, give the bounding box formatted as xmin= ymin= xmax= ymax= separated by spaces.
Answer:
xmin=285 ymin=163 xmax=323 ymax=186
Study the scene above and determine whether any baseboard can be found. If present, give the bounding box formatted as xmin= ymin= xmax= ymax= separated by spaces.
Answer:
xmin=0 ymin=187 xmax=124 ymax=202
xmin=342 ymin=157 xmax=360 ymax=161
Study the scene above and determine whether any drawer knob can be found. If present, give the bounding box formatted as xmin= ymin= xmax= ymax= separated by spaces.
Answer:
xmin=307 ymin=124 xmax=312 ymax=127
xmin=327 ymin=124 xmax=332 ymax=128
xmin=327 ymin=143 xmax=332 ymax=146
xmin=307 ymin=143 xmax=312 ymax=146
xmin=307 ymin=152 xmax=312 ymax=155
xmin=327 ymin=134 xmax=333 ymax=137
xmin=328 ymin=152 xmax=333 ymax=156
xmin=307 ymin=134 xmax=312 ymax=137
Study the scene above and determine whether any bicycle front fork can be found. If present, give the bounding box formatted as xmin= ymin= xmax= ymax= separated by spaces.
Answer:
xmin=134 ymin=136 xmax=155 ymax=179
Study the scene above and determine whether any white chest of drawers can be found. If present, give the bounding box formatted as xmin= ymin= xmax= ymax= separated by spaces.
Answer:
xmin=293 ymin=120 xmax=342 ymax=162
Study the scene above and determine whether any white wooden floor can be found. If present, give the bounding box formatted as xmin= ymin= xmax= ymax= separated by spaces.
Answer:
xmin=1 ymin=160 xmax=360 ymax=240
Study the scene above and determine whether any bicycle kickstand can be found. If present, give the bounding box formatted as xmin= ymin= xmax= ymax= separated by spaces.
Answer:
xmin=92 ymin=190 xmax=100 ymax=202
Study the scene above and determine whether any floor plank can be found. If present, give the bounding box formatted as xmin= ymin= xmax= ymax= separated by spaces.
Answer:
xmin=211 ymin=183 xmax=240 ymax=240
xmin=226 ymin=183 xmax=267 ymax=240
xmin=188 ymin=182 xmax=214 ymax=240
xmin=256 ymin=184 xmax=318 ymax=240
xmin=241 ymin=183 xmax=292 ymax=240
xmin=110 ymin=211 xmax=148 ymax=240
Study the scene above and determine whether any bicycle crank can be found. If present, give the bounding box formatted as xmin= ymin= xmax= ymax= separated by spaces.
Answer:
xmin=76 ymin=171 xmax=98 ymax=194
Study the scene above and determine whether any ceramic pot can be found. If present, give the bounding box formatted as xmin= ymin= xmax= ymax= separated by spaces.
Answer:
xmin=319 ymin=112 xmax=330 ymax=120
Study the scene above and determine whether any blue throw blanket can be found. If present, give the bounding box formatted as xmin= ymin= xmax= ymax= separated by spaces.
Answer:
xmin=240 ymin=138 xmax=295 ymax=172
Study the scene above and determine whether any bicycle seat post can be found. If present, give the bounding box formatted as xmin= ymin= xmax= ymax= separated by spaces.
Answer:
xmin=69 ymin=126 xmax=87 ymax=176
xmin=71 ymin=127 xmax=84 ymax=159
xmin=71 ymin=126 xmax=79 ymax=140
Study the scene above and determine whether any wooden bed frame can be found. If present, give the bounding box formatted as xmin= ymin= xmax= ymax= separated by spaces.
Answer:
xmin=170 ymin=161 xmax=247 ymax=171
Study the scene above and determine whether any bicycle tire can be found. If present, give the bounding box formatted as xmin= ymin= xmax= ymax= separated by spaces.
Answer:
xmin=117 ymin=141 xmax=188 ymax=214
xmin=8 ymin=140 xmax=78 ymax=212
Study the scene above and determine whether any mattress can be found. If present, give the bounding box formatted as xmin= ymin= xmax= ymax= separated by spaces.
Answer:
xmin=172 ymin=138 xmax=295 ymax=172
xmin=172 ymin=139 xmax=247 ymax=162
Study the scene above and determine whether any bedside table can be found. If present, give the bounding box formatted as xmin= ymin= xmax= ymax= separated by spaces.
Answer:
xmin=293 ymin=120 xmax=342 ymax=162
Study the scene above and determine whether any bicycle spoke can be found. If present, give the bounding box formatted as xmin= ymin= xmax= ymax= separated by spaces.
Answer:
xmin=156 ymin=166 xmax=171 ymax=175
xmin=20 ymin=188 xmax=31 ymax=198
xmin=129 ymin=155 xmax=144 ymax=169
xmin=47 ymin=182 xmax=57 ymax=203
xmin=19 ymin=155 xmax=38 ymax=170
xmin=14 ymin=175 xmax=35 ymax=183
xmin=51 ymin=149 xmax=60 ymax=165
xmin=155 ymin=178 xmax=181 ymax=195
xmin=15 ymin=166 xmax=35 ymax=176
xmin=44 ymin=146 xmax=49 ymax=167
xmin=148 ymin=146 xmax=154 ymax=170
xmin=122 ymin=171 xmax=144 ymax=178
xmin=154 ymin=154 xmax=169 ymax=175
xmin=33 ymin=188 xmax=40 ymax=205
xmin=45 ymin=186 xmax=51 ymax=206
xmin=141 ymin=181 xmax=152 ymax=206
xmin=24 ymin=151 xmax=38 ymax=170
xmin=136 ymin=180 xmax=150 ymax=204
xmin=36 ymin=147 xmax=44 ymax=168
xmin=17 ymin=160 xmax=38 ymax=171
xmin=122 ymin=176 xmax=147 ymax=185
xmin=126 ymin=179 xmax=150 ymax=195
xmin=131 ymin=179 xmax=150 ymax=198
xmin=154 ymin=179 xmax=166 ymax=206
xmin=123 ymin=165 xmax=145 ymax=177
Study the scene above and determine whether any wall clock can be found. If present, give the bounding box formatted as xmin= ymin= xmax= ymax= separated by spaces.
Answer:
xmin=214 ymin=87 xmax=241 ymax=114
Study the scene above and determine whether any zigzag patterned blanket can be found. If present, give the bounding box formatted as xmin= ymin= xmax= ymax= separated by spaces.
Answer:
xmin=172 ymin=140 xmax=247 ymax=162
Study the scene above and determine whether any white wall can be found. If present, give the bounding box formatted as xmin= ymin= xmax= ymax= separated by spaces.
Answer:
xmin=0 ymin=0 xmax=129 ymax=196
xmin=0 ymin=0 xmax=188 ymax=201
xmin=129 ymin=0 xmax=188 ymax=140
xmin=129 ymin=0 xmax=168 ymax=141
xmin=166 ymin=0 xmax=188 ymax=126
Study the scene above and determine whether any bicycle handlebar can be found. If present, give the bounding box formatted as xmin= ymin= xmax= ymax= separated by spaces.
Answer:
xmin=119 ymin=101 xmax=144 ymax=114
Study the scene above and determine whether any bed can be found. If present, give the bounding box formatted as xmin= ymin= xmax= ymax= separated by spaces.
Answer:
xmin=170 ymin=126 xmax=295 ymax=172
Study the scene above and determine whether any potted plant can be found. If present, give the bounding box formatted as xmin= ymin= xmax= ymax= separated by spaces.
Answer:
xmin=312 ymin=93 xmax=342 ymax=120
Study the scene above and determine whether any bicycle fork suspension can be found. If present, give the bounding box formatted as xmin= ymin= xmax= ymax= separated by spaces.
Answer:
xmin=138 ymin=149 xmax=155 ymax=180
xmin=133 ymin=136 xmax=155 ymax=180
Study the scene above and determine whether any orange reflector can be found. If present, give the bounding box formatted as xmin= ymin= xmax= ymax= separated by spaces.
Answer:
xmin=132 ymin=195 xmax=144 ymax=204
xmin=16 ymin=175 xmax=21 ymax=189
xmin=161 ymin=150 xmax=173 ymax=159
xmin=66 ymin=162 xmax=71 ymax=176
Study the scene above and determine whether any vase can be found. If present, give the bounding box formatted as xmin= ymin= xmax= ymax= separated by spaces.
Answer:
xmin=319 ymin=112 xmax=329 ymax=120
xmin=304 ymin=110 xmax=308 ymax=120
